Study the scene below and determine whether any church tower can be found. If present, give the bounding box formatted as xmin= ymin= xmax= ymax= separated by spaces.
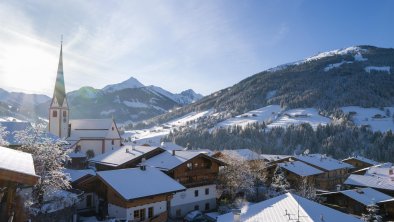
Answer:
xmin=49 ymin=41 xmax=69 ymax=138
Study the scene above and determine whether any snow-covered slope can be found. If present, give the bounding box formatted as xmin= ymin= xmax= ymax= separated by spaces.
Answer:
xmin=342 ymin=106 xmax=394 ymax=132
xmin=267 ymin=108 xmax=331 ymax=130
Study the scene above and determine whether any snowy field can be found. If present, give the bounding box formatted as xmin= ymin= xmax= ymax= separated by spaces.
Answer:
xmin=342 ymin=106 xmax=394 ymax=132
xmin=267 ymin=108 xmax=331 ymax=130
xmin=214 ymin=105 xmax=282 ymax=129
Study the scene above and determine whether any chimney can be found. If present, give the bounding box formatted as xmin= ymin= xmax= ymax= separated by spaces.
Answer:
xmin=172 ymin=150 xmax=176 ymax=156
xmin=232 ymin=209 xmax=241 ymax=222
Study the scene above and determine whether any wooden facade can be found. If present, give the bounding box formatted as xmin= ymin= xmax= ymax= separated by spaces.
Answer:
xmin=342 ymin=158 xmax=376 ymax=172
xmin=167 ymin=154 xmax=224 ymax=188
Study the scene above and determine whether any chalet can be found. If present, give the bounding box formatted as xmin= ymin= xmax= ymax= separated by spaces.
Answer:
xmin=144 ymin=150 xmax=226 ymax=218
xmin=344 ymin=163 xmax=394 ymax=196
xmin=277 ymin=160 xmax=324 ymax=188
xmin=294 ymin=154 xmax=354 ymax=191
xmin=89 ymin=145 xmax=164 ymax=171
xmin=0 ymin=146 xmax=39 ymax=221
xmin=75 ymin=166 xmax=185 ymax=221
xmin=260 ymin=154 xmax=292 ymax=164
xmin=342 ymin=156 xmax=379 ymax=171
xmin=216 ymin=193 xmax=362 ymax=222
xmin=319 ymin=187 xmax=394 ymax=219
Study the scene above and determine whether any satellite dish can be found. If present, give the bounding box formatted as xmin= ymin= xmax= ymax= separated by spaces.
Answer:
xmin=304 ymin=149 xmax=310 ymax=155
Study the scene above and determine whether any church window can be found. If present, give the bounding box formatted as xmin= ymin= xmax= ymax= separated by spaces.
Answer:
xmin=53 ymin=110 xmax=57 ymax=117
xmin=112 ymin=126 xmax=114 ymax=131
xmin=63 ymin=110 xmax=67 ymax=117
xmin=111 ymin=140 xmax=114 ymax=145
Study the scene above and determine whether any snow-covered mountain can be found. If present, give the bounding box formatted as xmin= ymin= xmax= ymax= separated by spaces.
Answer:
xmin=142 ymin=45 xmax=394 ymax=131
xmin=34 ymin=77 xmax=203 ymax=123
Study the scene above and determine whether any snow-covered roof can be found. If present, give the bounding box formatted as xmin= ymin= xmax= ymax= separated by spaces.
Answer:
xmin=0 ymin=146 xmax=39 ymax=185
xmin=70 ymin=119 xmax=113 ymax=130
xmin=342 ymin=156 xmax=379 ymax=166
xmin=144 ymin=150 xmax=212 ymax=171
xmin=261 ymin=154 xmax=291 ymax=162
xmin=160 ymin=142 xmax=186 ymax=151
xmin=344 ymin=174 xmax=394 ymax=191
xmin=64 ymin=168 xmax=95 ymax=183
xmin=365 ymin=162 xmax=394 ymax=178
xmin=68 ymin=151 xmax=86 ymax=158
xmin=217 ymin=193 xmax=361 ymax=222
xmin=339 ymin=188 xmax=393 ymax=206
xmin=216 ymin=149 xmax=261 ymax=161
xmin=278 ymin=161 xmax=324 ymax=177
xmin=295 ymin=154 xmax=353 ymax=171
xmin=97 ymin=167 xmax=185 ymax=200
xmin=90 ymin=145 xmax=160 ymax=167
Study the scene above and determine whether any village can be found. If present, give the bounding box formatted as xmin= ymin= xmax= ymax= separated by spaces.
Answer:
xmin=1 ymin=44 xmax=393 ymax=222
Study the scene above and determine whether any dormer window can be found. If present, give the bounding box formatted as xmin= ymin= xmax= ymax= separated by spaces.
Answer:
xmin=53 ymin=110 xmax=57 ymax=117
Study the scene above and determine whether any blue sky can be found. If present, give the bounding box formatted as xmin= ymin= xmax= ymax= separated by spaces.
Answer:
xmin=0 ymin=0 xmax=393 ymax=96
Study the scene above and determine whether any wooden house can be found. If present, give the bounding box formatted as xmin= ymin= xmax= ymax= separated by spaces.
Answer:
xmin=342 ymin=156 xmax=379 ymax=172
xmin=75 ymin=166 xmax=185 ymax=221
xmin=145 ymin=150 xmax=226 ymax=218
xmin=294 ymin=154 xmax=354 ymax=191
xmin=319 ymin=187 xmax=394 ymax=220
xmin=277 ymin=160 xmax=324 ymax=188
xmin=0 ymin=146 xmax=39 ymax=221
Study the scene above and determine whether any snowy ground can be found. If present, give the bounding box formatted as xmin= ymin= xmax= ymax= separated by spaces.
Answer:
xmin=213 ymin=106 xmax=331 ymax=130
xmin=123 ymin=110 xmax=214 ymax=146
xmin=214 ymin=105 xmax=282 ymax=129
xmin=267 ymin=108 xmax=331 ymax=130
xmin=342 ymin=106 xmax=394 ymax=132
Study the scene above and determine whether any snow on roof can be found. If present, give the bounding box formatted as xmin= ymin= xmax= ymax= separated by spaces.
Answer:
xmin=90 ymin=145 xmax=159 ymax=167
xmin=261 ymin=154 xmax=291 ymax=162
xmin=160 ymin=142 xmax=186 ymax=151
xmin=217 ymin=193 xmax=361 ymax=222
xmin=70 ymin=119 xmax=113 ymax=130
xmin=68 ymin=151 xmax=86 ymax=158
xmin=344 ymin=174 xmax=394 ymax=191
xmin=218 ymin=149 xmax=261 ymax=161
xmin=295 ymin=154 xmax=353 ymax=171
xmin=64 ymin=168 xmax=95 ymax=183
xmin=144 ymin=150 xmax=210 ymax=171
xmin=365 ymin=162 xmax=394 ymax=178
xmin=278 ymin=161 xmax=324 ymax=177
xmin=342 ymin=156 xmax=379 ymax=166
xmin=339 ymin=188 xmax=393 ymax=206
xmin=97 ymin=167 xmax=185 ymax=200
xmin=0 ymin=146 xmax=38 ymax=185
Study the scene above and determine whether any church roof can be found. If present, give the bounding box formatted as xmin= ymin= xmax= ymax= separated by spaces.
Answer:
xmin=52 ymin=43 xmax=67 ymax=106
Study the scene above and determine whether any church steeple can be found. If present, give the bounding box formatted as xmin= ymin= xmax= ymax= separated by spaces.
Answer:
xmin=53 ymin=40 xmax=67 ymax=106
xmin=49 ymin=39 xmax=69 ymax=139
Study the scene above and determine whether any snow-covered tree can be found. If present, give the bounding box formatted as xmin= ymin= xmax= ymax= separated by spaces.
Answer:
xmin=362 ymin=203 xmax=383 ymax=222
xmin=0 ymin=123 xmax=9 ymax=146
xmin=271 ymin=165 xmax=290 ymax=195
xmin=15 ymin=125 xmax=71 ymax=213
xmin=296 ymin=177 xmax=317 ymax=200
xmin=217 ymin=154 xmax=255 ymax=202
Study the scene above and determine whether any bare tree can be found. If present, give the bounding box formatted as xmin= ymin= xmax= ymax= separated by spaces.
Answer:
xmin=0 ymin=123 xmax=9 ymax=146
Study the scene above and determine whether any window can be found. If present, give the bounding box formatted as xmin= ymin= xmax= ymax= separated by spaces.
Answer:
xmin=194 ymin=205 xmax=199 ymax=211
xmin=111 ymin=139 xmax=114 ymax=145
xmin=205 ymin=203 xmax=210 ymax=211
xmin=187 ymin=162 xmax=193 ymax=170
xmin=52 ymin=110 xmax=57 ymax=117
xmin=148 ymin=207 xmax=154 ymax=218
xmin=112 ymin=126 xmax=114 ymax=131
xmin=63 ymin=110 xmax=67 ymax=117
xmin=134 ymin=210 xmax=139 ymax=219
xmin=140 ymin=209 xmax=146 ymax=220
xmin=194 ymin=190 xmax=199 ymax=197
xmin=176 ymin=209 xmax=181 ymax=217
xmin=205 ymin=188 xmax=209 ymax=195
xmin=86 ymin=194 xmax=92 ymax=208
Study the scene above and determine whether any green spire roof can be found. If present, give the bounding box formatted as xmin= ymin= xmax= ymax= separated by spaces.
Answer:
xmin=53 ymin=43 xmax=66 ymax=106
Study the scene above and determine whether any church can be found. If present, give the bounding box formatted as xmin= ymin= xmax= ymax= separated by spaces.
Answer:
xmin=48 ymin=43 xmax=122 ymax=159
